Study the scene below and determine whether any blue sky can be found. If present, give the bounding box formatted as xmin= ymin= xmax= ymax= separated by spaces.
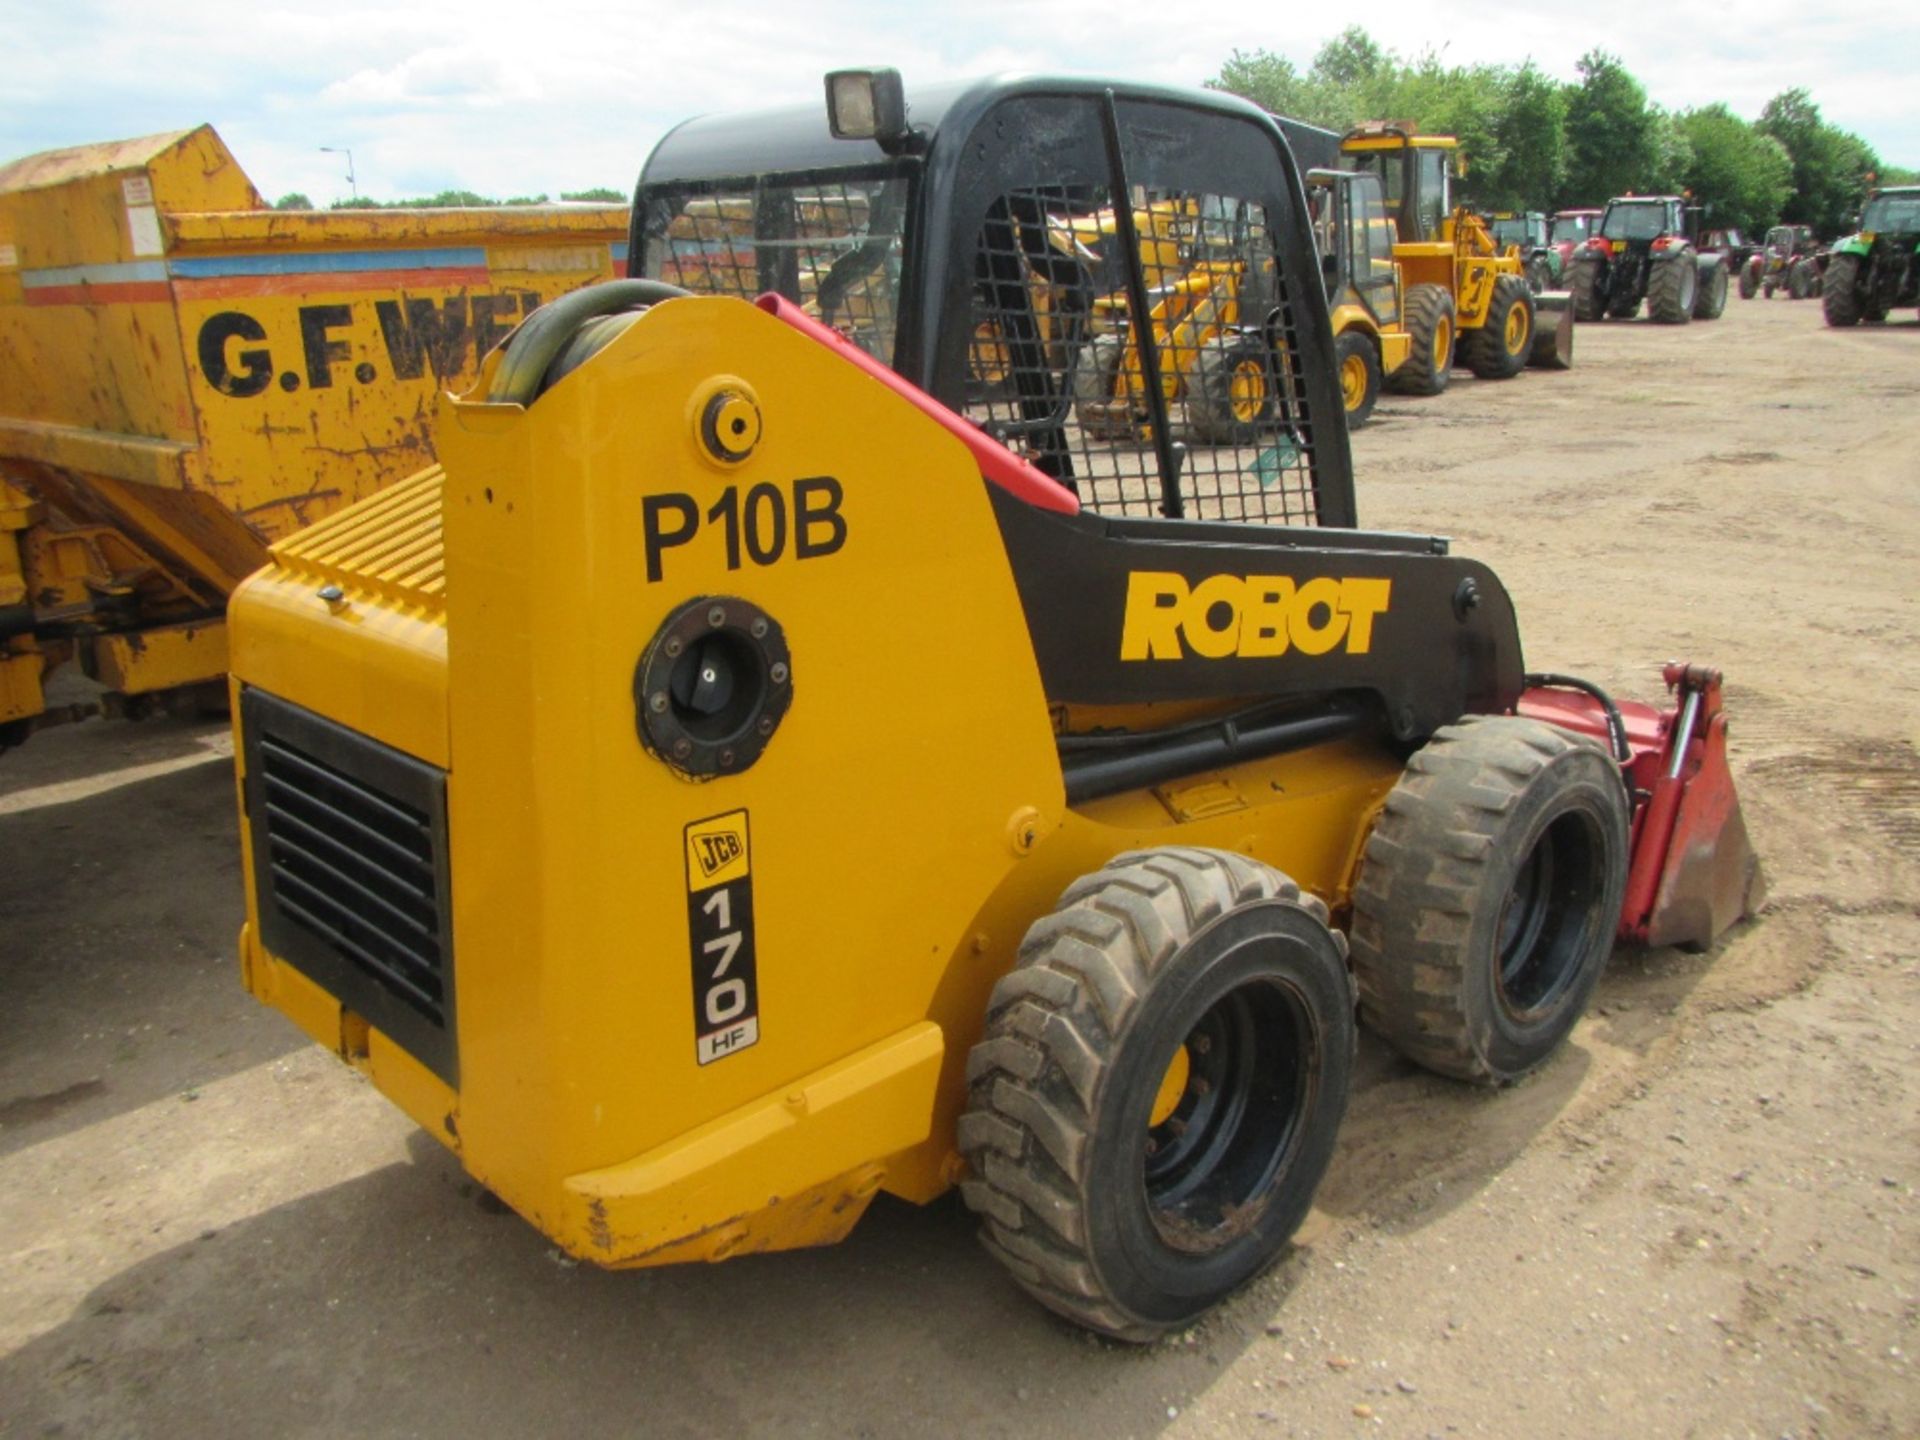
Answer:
xmin=3 ymin=1 xmax=1911 ymax=203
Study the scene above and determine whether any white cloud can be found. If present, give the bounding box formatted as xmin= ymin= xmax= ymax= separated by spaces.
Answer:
xmin=1 ymin=0 xmax=1913 ymax=204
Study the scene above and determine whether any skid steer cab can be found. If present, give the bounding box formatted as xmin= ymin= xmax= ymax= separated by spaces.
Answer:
xmin=228 ymin=69 xmax=1762 ymax=1342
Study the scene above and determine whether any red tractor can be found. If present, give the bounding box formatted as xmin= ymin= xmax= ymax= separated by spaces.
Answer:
xmin=1549 ymin=209 xmax=1603 ymax=275
xmin=1569 ymin=196 xmax=1729 ymax=324
xmin=1740 ymin=225 xmax=1825 ymax=299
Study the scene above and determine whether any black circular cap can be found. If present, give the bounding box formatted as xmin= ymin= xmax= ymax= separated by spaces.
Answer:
xmin=635 ymin=597 xmax=791 ymax=777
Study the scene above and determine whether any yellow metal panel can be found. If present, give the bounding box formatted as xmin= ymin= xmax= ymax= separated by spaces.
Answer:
xmin=429 ymin=295 xmax=1065 ymax=1241
xmin=90 ymin=618 xmax=228 ymax=693
xmin=167 ymin=206 xmax=627 ymax=251
xmin=0 ymin=123 xmax=627 ymax=644
xmin=227 ymin=566 xmax=449 ymax=767
xmin=562 ymin=1023 xmax=943 ymax=1263
xmin=0 ymin=648 xmax=43 ymax=726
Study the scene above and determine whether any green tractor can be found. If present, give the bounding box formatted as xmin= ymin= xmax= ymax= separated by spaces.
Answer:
xmin=1487 ymin=211 xmax=1557 ymax=293
xmin=1823 ymin=186 xmax=1920 ymax=326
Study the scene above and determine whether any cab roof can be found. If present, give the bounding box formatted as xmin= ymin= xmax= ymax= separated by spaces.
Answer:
xmin=638 ymin=72 xmax=1341 ymax=188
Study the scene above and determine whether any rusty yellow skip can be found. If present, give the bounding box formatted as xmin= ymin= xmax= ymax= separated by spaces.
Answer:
xmin=0 ymin=125 xmax=628 ymax=743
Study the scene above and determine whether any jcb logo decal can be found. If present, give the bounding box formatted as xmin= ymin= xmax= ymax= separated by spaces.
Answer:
xmin=684 ymin=810 xmax=758 ymax=1065
xmin=685 ymin=813 xmax=750 ymax=888
xmin=1120 ymin=571 xmax=1391 ymax=661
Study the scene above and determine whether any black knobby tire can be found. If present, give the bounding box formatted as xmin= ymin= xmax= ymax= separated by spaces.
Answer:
xmin=1568 ymin=258 xmax=1605 ymax=322
xmin=958 ymin=848 xmax=1355 ymax=1342
xmin=1693 ymin=262 xmax=1728 ymax=320
xmin=1786 ymin=260 xmax=1811 ymax=300
xmin=1186 ymin=336 xmax=1278 ymax=444
xmin=1821 ymin=254 xmax=1863 ymax=327
xmin=1334 ymin=329 xmax=1381 ymax=427
xmin=1071 ymin=335 xmax=1132 ymax=438
xmin=1525 ymin=256 xmax=1552 ymax=295
xmin=1466 ymin=274 xmax=1535 ymax=379
xmin=1391 ymin=284 xmax=1455 ymax=396
xmin=1647 ymin=256 xmax=1696 ymax=324
xmin=1738 ymin=264 xmax=1760 ymax=300
xmin=1349 ymin=716 xmax=1630 ymax=1086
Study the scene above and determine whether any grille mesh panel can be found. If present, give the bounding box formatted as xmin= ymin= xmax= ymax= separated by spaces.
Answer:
xmin=243 ymin=689 xmax=456 ymax=1083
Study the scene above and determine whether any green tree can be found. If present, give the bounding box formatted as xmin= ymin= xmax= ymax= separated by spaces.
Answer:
xmin=1561 ymin=51 xmax=1656 ymax=205
xmin=561 ymin=187 xmax=627 ymax=203
xmin=273 ymin=191 xmax=313 ymax=210
xmin=1482 ymin=63 xmax=1567 ymax=210
xmin=1677 ymin=104 xmax=1792 ymax=233
xmin=1208 ymin=47 xmax=1323 ymax=125
xmin=1758 ymin=88 xmax=1880 ymax=235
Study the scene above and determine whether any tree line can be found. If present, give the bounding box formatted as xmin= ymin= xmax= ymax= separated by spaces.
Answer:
xmin=1208 ymin=28 xmax=1911 ymax=237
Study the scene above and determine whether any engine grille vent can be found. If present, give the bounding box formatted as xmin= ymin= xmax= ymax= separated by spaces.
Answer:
xmin=241 ymin=689 xmax=456 ymax=1083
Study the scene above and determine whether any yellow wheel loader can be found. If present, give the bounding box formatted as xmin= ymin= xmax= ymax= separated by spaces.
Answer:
xmin=1306 ymin=168 xmax=1411 ymax=426
xmin=1338 ymin=124 xmax=1573 ymax=394
xmin=229 ymin=70 xmax=1759 ymax=1342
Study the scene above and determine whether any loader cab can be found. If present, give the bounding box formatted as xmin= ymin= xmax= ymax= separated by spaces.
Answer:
xmin=1306 ymin=168 xmax=1401 ymax=329
xmin=1337 ymin=125 xmax=1456 ymax=245
xmin=631 ymin=71 xmax=1354 ymax=526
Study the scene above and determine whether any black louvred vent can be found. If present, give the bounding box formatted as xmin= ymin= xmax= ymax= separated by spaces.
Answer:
xmin=242 ymin=689 xmax=456 ymax=1083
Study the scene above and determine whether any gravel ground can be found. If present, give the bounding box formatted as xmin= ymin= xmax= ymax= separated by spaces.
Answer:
xmin=1 ymin=294 xmax=1915 ymax=1438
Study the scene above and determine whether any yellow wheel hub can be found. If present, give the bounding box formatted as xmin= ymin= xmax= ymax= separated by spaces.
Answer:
xmin=1340 ymin=351 xmax=1368 ymax=410
xmin=1229 ymin=360 xmax=1267 ymax=422
xmin=1149 ymin=1044 xmax=1192 ymax=1128
xmin=1504 ymin=303 xmax=1529 ymax=354
xmin=1433 ymin=317 xmax=1451 ymax=370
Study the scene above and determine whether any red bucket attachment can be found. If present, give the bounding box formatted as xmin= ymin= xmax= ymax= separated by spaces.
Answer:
xmin=1519 ymin=664 xmax=1764 ymax=951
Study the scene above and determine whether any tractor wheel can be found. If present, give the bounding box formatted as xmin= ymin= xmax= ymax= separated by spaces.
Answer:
xmin=1822 ymin=255 xmax=1863 ymax=327
xmin=1647 ymin=256 xmax=1697 ymax=324
xmin=1466 ymin=275 xmax=1535 ymax=379
xmin=1185 ymin=336 xmax=1278 ymax=444
xmin=1349 ymin=716 xmax=1629 ymax=1085
xmin=1787 ymin=260 xmax=1812 ymax=300
xmin=1738 ymin=264 xmax=1759 ymax=300
xmin=1390 ymin=284 xmax=1455 ymax=396
xmin=1334 ymin=330 xmax=1381 ymax=427
xmin=1071 ymin=335 xmax=1133 ymax=440
xmin=1569 ymin=258 xmax=1605 ymax=322
xmin=1524 ymin=256 xmax=1552 ymax=295
xmin=1693 ymin=262 xmax=1728 ymax=320
xmin=958 ymin=848 xmax=1355 ymax=1342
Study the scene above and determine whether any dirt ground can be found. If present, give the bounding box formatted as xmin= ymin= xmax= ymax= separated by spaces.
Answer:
xmin=2 ymin=295 xmax=1916 ymax=1439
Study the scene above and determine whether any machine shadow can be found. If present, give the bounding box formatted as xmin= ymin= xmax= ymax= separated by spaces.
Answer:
xmin=1 ymin=1130 xmax=1291 ymax=1438
xmin=1317 ymin=938 xmax=1723 ymax=1233
xmin=0 ymin=750 xmax=299 ymax=1159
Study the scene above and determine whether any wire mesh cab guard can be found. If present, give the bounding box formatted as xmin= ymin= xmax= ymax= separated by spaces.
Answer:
xmin=633 ymin=77 xmax=1355 ymax=530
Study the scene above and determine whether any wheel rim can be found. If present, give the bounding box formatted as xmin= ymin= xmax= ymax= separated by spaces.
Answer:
xmin=1495 ymin=810 xmax=1606 ymax=1021
xmin=1504 ymin=302 xmax=1529 ymax=354
xmin=1142 ymin=978 xmax=1310 ymax=1251
xmin=1229 ymin=358 xmax=1268 ymax=422
xmin=1432 ymin=316 xmax=1451 ymax=370
xmin=1340 ymin=352 xmax=1368 ymax=410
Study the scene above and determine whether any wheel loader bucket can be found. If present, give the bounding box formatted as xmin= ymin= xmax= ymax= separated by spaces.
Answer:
xmin=1528 ymin=291 xmax=1575 ymax=369
xmin=1518 ymin=664 xmax=1763 ymax=951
